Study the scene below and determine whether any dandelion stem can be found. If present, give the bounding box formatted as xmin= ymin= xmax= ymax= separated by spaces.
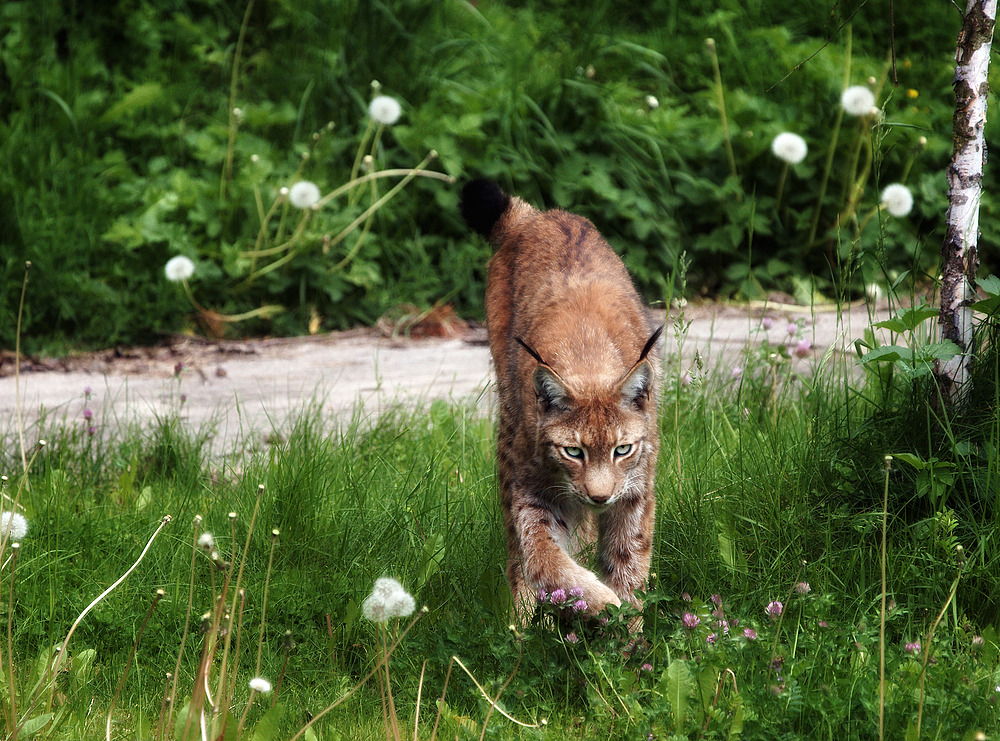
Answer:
xmin=30 ymin=515 xmax=171 ymax=724
xmin=166 ymin=519 xmax=205 ymax=735
xmin=452 ymin=656 xmax=542 ymax=729
xmin=479 ymin=634 xmax=526 ymax=740
xmin=106 ymin=590 xmax=164 ymax=741
xmin=413 ymin=660 xmax=427 ymax=741
xmin=878 ymin=455 xmax=891 ymax=741
xmin=287 ymin=609 xmax=425 ymax=741
xmin=14 ymin=262 xmax=31 ymax=474
xmin=328 ymin=153 xmax=440 ymax=274
xmin=254 ymin=529 xmax=279 ymax=677
xmin=807 ymin=26 xmax=852 ymax=248
xmin=221 ymin=0 xmax=256 ymax=199
xmin=5 ymin=544 xmax=20 ymax=741
xmin=706 ymin=38 xmax=738 ymax=182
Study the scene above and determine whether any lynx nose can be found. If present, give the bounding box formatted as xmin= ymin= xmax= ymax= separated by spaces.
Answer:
xmin=584 ymin=467 xmax=616 ymax=506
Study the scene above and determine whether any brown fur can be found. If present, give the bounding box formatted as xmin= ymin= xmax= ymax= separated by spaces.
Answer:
xmin=464 ymin=182 xmax=660 ymax=622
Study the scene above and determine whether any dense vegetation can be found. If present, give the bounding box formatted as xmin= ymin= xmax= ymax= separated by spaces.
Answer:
xmin=2 ymin=0 xmax=992 ymax=352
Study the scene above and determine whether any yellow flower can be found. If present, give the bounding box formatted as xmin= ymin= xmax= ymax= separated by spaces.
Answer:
xmin=906 ymin=89 xmax=919 ymax=99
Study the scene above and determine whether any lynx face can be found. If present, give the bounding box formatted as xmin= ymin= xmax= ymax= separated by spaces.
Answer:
xmin=534 ymin=361 xmax=655 ymax=510
xmin=460 ymin=178 xmax=661 ymax=627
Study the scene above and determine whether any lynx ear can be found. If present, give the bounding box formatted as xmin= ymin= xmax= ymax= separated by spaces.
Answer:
xmin=617 ymin=360 xmax=654 ymax=408
xmin=533 ymin=365 xmax=572 ymax=412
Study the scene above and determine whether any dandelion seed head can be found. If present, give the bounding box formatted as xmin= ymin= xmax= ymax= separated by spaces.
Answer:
xmin=369 ymin=95 xmax=402 ymax=125
xmin=880 ymin=183 xmax=914 ymax=218
xmin=362 ymin=577 xmax=414 ymax=623
xmin=771 ymin=132 xmax=808 ymax=164
xmin=288 ymin=181 xmax=321 ymax=210
xmin=1 ymin=512 xmax=28 ymax=542
xmin=249 ymin=677 xmax=272 ymax=694
xmin=197 ymin=532 xmax=215 ymax=551
xmin=841 ymin=85 xmax=876 ymax=116
xmin=164 ymin=256 xmax=195 ymax=283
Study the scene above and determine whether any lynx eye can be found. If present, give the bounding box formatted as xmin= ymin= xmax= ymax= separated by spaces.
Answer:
xmin=614 ymin=443 xmax=634 ymax=457
xmin=563 ymin=446 xmax=585 ymax=460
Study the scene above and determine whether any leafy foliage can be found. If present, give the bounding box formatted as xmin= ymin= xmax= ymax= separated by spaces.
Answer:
xmin=1 ymin=0 xmax=993 ymax=351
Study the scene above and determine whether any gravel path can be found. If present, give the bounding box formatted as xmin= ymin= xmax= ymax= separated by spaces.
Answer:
xmin=0 ymin=301 xmax=890 ymax=453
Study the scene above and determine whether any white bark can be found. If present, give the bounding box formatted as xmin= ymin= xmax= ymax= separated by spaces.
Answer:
xmin=937 ymin=0 xmax=997 ymax=404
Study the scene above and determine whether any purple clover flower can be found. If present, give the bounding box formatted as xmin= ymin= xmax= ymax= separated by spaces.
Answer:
xmin=744 ymin=628 xmax=758 ymax=640
xmin=682 ymin=612 xmax=700 ymax=630
xmin=571 ymin=599 xmax=588 ymax=613
xmin=549 ymin=589 xmax=566 ymax=604
xmin=766 ymin=601 xmax=784 ymax=619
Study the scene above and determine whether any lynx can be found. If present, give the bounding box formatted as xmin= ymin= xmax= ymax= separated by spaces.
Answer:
xmin=461 ymin=179 xmax=661 ymax=622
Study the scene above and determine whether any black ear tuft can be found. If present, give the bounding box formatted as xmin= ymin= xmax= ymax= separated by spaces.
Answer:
xmin=460 ymin=178 xmax=510 ymax=238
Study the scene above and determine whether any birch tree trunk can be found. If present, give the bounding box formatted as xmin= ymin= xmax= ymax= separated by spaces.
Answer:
xmin=936 ymin=0 xmax=997 ymax=406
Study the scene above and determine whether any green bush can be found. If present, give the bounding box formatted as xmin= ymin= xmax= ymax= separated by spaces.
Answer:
xmin=1 ymin=0 xmax=992 ymax=352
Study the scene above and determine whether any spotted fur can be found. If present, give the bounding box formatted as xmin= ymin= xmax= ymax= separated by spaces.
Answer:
xmin=461 ymin=179 xmax=661 ymax=624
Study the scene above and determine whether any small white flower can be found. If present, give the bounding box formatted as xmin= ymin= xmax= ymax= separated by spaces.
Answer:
xmin=645 ymin=95 xmax=659 ymax=110
xmin=164 ymin=256 xmax=195 ymax=283
xmin=197 ymin=532 xmax=214 ymax=551
xmin=362 ymin=577 xmax=414 ymax=623
xmin=865 ymin=282 xmax=885 ymax=301
xmin=880 ymin=183 xmax=914 ymax=218
xmin=368 ymin=95 xmax=402 ymax=125
xmin=841 ymin=85 xmax=876 ymax=116
xmin=1 ymin=511 xmax=28 ymax=541
xmin=249 ymin=677 xmax=272 ymax=694
xmin=771 ymin=132 xmax=808 ymax=165
xmin=288 ymin=181 xmax=321 ymax=210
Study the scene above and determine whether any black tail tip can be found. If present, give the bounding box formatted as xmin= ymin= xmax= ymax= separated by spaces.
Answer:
xmin=460 ymin=178 xmax=510 ymax=238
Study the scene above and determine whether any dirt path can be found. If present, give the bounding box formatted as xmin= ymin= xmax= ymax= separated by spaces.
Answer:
xmin=0 ymin=301 xmax=889 ymax=453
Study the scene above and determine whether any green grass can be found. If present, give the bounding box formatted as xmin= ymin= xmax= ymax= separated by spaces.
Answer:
xmin=2 ymin=314 xmax=999 ymax=739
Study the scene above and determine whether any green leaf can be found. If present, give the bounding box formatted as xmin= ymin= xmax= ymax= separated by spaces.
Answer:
xmin=100 ymin=82 xmax=165 ymax=124
xmin=251 ymin=703 xmax=285 ymax=741
xmin=859 ymin=345 xmax=910 ymax=364
xmin=665 ymin=659 xmax=693 ymax=723
xmin=19 ymin=713 xmax=55 ymax=738
xmin=417 ymin=532 xmax=445 ymax=590
xmin=873 ymin=305 xmax=938 ymax=334
xmin=977 ymin=274 xmax=1000 ymax=295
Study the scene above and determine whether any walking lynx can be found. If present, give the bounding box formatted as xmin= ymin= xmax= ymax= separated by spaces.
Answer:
xmin=461 ymin=179 xmax=661 ymax=622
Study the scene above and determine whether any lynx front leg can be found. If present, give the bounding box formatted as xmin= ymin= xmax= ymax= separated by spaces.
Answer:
xmin=510 ymin=497 xmax=621 ymax=622
xmin=597 ymin=492 xmax=655 ymax=608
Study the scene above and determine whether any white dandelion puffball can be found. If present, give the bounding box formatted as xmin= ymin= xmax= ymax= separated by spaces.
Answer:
xmin=841 ymin=85 xmax=876 ymax=117
xmin=249 ymin=677 xmax=272 ymax=694
xmin=288 ymin=180 xmax=321 ymax=210
xmin=881 ymin=183 xmax=914 ymax=218
xmin=164 ymin=255 xmax=195 ymax=283
xmin=771 ymin=132 xmax=808 ymax=164
xmin=1 ymin=511 xmax=28 ymax=541
xmin=369 ymin=95 xmax=402 ymax=125
xmin=645 ymin=95 xmax=659 ymax=110
xmin=362 ymin=577 xmax=415 ymax=623
xmin=197 ymin=532 xmax=215 ymax=551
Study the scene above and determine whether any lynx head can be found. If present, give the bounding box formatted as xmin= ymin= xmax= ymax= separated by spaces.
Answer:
xmin=519 ymin=327 xmax=662 ymax=510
